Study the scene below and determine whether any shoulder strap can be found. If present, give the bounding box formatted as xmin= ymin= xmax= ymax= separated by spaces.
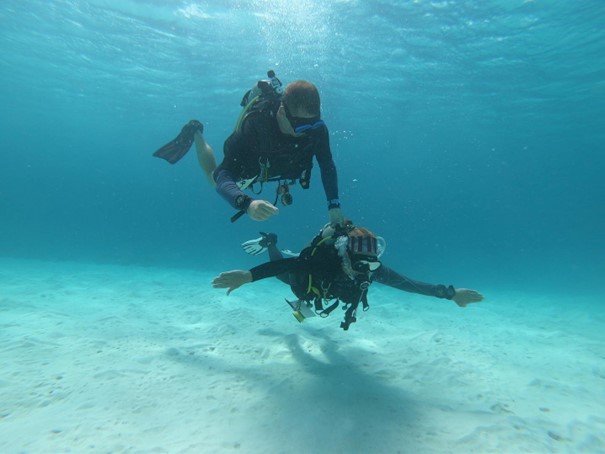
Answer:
xmin=235 ymin=95 xmax=281 ymax=133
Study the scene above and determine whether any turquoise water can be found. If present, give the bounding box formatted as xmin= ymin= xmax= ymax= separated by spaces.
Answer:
xmin=1 ymin=0 xmax=604 ymax=296
xmin=1 ymin=3 xmax=605 ymax=452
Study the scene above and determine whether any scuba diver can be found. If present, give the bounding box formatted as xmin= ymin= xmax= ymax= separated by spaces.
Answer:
xmin=212 ymin=223 xmax=484 ymax=331
xmin=153 ymin=71 xmax=343 ymax=225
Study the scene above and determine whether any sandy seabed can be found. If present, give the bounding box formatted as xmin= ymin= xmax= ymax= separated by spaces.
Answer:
xmin=1 ymin=257 xmax=604 ymax=454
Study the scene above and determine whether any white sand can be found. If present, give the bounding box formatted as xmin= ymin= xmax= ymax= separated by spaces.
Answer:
xmin=1 ymin=257 xmax=604 ymax=453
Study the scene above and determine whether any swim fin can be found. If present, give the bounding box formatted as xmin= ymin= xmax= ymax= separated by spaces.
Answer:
xmin=285 ymin=298 xmax=315 ymax=323
xmin=153 ymin=120 xmax=203 ymax=164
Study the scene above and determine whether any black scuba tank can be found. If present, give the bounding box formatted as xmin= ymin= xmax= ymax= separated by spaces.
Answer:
xmin=239 ymin=70 xmax=283 ymax=108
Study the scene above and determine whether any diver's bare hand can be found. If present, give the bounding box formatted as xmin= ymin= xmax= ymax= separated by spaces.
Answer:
xmin=212 ymin=270 xmax=253 ymax=295
xmin=247 ymin=200 xmax=279 ymax=221
xmin=328 ymin=207 xmax=345 ymax=226
xmin=453 ymin=288 xmax=484 ymax=307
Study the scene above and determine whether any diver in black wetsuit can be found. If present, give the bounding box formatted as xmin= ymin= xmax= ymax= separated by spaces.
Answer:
xmin=153 ymin=75 xmax=343 ymax=225
xmin=213 ymin=80 xmax=340 ymax=223
xmin=212 ymin=223 xmax=484 ymax=331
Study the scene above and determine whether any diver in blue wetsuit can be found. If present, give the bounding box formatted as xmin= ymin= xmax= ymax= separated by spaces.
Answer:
xmin=212 ymin=223 xmax=484 ymax=331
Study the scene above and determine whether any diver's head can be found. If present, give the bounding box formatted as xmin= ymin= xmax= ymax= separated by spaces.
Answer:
xmin=346 ymin=226 xmax=383 ymax=274
xmin=282 ymin=80 xmax=320 ymax=117
xmin=332 ymin=224 xmax=386 ymax=278
xmin=278 ymin=80 xmax=322 ymax=137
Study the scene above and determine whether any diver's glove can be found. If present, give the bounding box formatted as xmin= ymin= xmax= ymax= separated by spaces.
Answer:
xmin=241 ymin=232 xmax=277 ymax=255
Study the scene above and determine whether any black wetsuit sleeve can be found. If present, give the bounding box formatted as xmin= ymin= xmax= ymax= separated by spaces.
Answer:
xmin=374 ymin=265 xmax=454 ymax=299
xmin=250 ymin=258 xmax=300 ymax=282
xmin=314 ymin=127 xmax=339 ymax=205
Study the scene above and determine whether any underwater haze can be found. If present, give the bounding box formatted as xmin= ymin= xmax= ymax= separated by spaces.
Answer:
xmin=1 ymin=1 xmax=605 ymax=452
xmin=1 ymin=0 xmax=604 ymax=295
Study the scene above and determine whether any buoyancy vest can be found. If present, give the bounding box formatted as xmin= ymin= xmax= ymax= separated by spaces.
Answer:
xmin=231 ymin=72 xmax=320 ymax=193
xmin=290 ymin=230 xmax=372 ymax=331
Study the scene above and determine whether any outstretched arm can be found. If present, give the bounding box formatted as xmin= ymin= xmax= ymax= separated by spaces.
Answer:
xmin=212 ymin=258 xmax=299 ymax=295
xmin=212 ymin=270 xmax=252 ymax=295
xmin=451 ymin=288 xmax=484 ymax=307
xmin=374 ymin=266 xmax=484 ymax=307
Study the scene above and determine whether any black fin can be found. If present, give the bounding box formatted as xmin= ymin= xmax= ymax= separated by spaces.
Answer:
xmin=153 ymin=120 xmax=203 ymax=164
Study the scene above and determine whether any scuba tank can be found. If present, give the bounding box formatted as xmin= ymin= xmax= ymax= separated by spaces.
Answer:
xmin=239 ymin=70 xmax=283 ymax=109
xmin=235 ymin=70 xmax=284 ymax=133
xmin=267 ymin=70 xmax=283 ymax=95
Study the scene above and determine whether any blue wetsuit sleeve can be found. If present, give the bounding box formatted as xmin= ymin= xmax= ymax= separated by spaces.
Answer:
xmin=214 ymin=168 xmax=250 ymax=209
xmin=374 ymin=265 xmax=454 ymax=299
xmin=314 ymin=127 xmax=339 ymax=206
